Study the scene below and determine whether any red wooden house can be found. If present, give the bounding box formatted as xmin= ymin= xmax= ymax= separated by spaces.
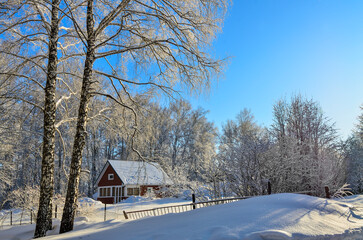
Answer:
xmin=95 ymin=160 xmax=172 ymax=204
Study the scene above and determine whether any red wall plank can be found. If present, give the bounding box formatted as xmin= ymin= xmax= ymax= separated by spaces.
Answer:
xmin=98 ymin=164 xmax=123 ymax=186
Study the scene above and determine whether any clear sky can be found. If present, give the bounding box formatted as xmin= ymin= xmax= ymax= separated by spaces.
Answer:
xmin=187 ymin=0 xmax=363 ymax=139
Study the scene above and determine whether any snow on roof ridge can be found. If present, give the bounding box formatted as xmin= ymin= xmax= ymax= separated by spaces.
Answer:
xmin=107 ymin=159 xmax=172 ymax=185
xmin=108 ymin=159 xmax=161 ymax=166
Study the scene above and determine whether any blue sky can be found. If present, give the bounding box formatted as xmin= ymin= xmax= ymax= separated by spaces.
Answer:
xmin=187 ymin=0 xmax=363 ymax=138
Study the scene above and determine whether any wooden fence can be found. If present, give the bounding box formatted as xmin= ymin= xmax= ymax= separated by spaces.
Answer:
xmin=122 ymin=186 xmax=333 ymax=221
xmin=1 ymin=209 xmax=37 ymax=227
xmin=122 ymin=196 xmax=250 ymax=220
xmin=0 ymin=205 xmax=62 ymax=227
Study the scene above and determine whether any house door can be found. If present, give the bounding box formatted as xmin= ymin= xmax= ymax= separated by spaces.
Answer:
xmin=147 ymin=187 xmax=153 ymax=196
xmin=115 ymin=186 xmax=122 ymax=203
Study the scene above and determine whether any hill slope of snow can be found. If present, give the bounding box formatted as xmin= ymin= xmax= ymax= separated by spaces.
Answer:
xmin=1 ymin=193 xmax=363 ymax=240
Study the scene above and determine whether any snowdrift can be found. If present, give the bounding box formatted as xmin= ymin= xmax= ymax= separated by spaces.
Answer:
xmin=1 ymin=193 xmax=363 ymax=240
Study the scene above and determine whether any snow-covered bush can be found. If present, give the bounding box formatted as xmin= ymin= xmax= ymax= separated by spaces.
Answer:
xmin=1 ymin=186 xmax=39 ymax=210
xmin=332 ymin=183 xmax=352 ymax=199
xmin=77 ymin=197 xmax=99 ymax=218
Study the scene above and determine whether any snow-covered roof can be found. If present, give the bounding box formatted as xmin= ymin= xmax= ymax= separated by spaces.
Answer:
xmin=107 ymin=160 xmax=172 ymax=185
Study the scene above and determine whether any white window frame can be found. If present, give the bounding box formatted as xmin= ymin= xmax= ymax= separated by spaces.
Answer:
xmin=108 ymin=173 xmax=114 ymax=180
xmin=98 ymin=187 xmax=112 ymax=198
xmin=98 ymin=185 xmax=123 ymax=198
xmin=125 ymin=185 xmax=140 ymax=196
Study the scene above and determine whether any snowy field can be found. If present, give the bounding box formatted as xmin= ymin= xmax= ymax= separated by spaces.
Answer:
xmin=1 ymin=193 xmax=363 ymax=240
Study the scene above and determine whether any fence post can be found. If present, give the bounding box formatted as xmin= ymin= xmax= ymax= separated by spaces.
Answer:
xmin=55 ymin=205 xmax=57 ymax=219
xmin=192 ymin=194 xmax=196 ymax=210
xmin=123 ymin=211 xmax=128 ymax=220
xmin=104 ymin=204 xmax=107 ymax=221
xmin=31 ymin=210 xmax=33 ymax=224
xmin=325 ymin=186 xmax=330 ymax=199
xmin=267 ymin=181 xmax=272 ymax=195
xmin=10 ymin=211 xmax=12 ymax=225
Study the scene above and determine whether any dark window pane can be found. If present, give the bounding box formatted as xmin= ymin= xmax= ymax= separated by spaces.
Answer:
xmin=127 ymin=188 xmax=133 ymax=195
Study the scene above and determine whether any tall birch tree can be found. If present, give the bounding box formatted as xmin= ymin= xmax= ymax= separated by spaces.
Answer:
xmin=0 ymin=0 xmax=60 ymax=236
xmin=269 ymin=95 xmax=342 ymax=194
xmin=60 ymin=0 xmax=229 ymax=233
xmin=218 ymin=109 xmax=270 ymax=196
xmin=34 ymin=0 xmax=61 ymax=237
xmin=0 ymin=0 xmax=82 ymax=237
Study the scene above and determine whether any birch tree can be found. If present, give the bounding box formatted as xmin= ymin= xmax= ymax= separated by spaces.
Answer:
xmin=60 ymin=0 xmax=228 ymax=232
xmin=345 ymin=106 xmax=363 ymax=193
xmin=34 ymin=0 xmax=62 ymax=237
xmin=0 ymin=1 xmax=58 ymax=236
xmin=269 ymin=95 xmax=342 ymax=194
xmin=218 ymin=109 xmax=270 ymax=196
xmin=0 ymin=65 xmax=44 ymax=207
xmin=0 ymin=0 xmax=84 ymax=237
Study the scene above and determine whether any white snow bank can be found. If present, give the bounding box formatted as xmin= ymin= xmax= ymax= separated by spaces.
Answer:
xmin=121 ymin=196 xmax=152 ymax=203
xmin=79 ymin=197 xmax=99 ymax=203
xmin=339 ymin=194 xmax=363 ymax=206
xmin=1 ymin=194 xmax=363 ymax=240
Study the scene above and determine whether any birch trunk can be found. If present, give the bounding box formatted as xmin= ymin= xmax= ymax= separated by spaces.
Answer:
xmin=34 ymin=0 xmax=60 ymax=238
xmin=59 ymin=0 xmax=96 ymax=233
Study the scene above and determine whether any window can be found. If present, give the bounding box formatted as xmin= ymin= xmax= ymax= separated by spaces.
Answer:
xmin=127 ymin=188 xmax=132 ymax=195
xmin=99 ymin=187 xmax=112 ymax=197
xmin=108 ymin=174 xmax=114 ymax=180
xmin=127 ymin=187 xmax=140 ymax=196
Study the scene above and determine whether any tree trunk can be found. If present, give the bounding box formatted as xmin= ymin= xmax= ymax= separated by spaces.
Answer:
xmin=91 ymin=132 xmax=97 ymax=196
xmin=59 ymin=0 xmax=96 ymax=233
xmin=56 ymin=144 xmax=62 ymax=194
xmin=34 ymin=0 xmax=60 ymax=238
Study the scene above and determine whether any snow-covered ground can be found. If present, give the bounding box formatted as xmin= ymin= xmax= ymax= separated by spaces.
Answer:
xmin=1 ymin=193 xmax=363 ymax=240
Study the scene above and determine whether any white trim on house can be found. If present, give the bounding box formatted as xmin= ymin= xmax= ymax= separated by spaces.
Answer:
xmin=98 ymin=185 xmax=126 ymax=203
xmin=125 ymin=185 xmax=140 ymax=197
xmin=98 ymin=185 xmax=113 ymax=198
xmin=95 ymin=161 xmax=111 ymax=186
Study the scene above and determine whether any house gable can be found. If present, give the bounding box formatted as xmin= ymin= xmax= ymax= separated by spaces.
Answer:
xmin=95 ymin=160 xmax=172 ymax=204
xmin=97 ymin=164 xmax=123 ymax=187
